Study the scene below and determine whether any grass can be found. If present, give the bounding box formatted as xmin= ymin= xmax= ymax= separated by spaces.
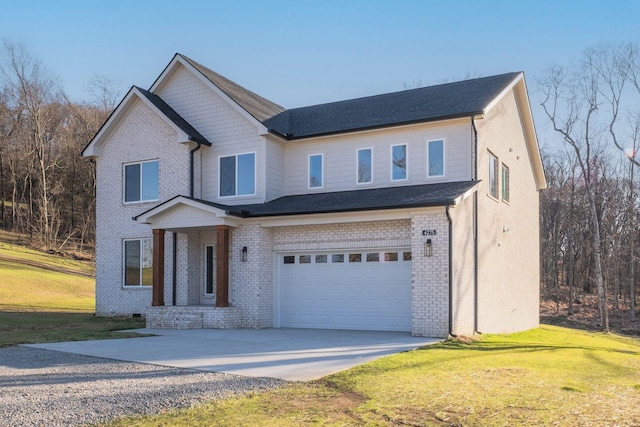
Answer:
xmin=103 ymin=325 xmax=640 ymax=427
xmin=0 ymin=312 xmax=145 ymax=347
xmin=0 ymin=230 xmax=145 ymax=346
xmin=0 ymin=259 xmax=95 ymax=312
xmin=0 ymin=229 xmax=94 ymax=277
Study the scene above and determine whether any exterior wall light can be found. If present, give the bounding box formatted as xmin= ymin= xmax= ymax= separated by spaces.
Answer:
xmin=424 ymin=239 xmax=432 ymax=257
xmin=241 ymin=246 xmax=248 ymax=262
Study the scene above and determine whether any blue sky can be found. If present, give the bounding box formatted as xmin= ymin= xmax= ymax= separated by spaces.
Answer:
xmin=2 ymin=0 xmax=639 ymax=148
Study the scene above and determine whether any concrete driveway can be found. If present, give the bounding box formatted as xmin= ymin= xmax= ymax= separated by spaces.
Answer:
xmin=27 ymin=328 xmax=438 ymax=381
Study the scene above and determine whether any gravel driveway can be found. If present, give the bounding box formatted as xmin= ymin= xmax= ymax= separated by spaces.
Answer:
xmin=0 ymin=346 xmax=286 ymax=426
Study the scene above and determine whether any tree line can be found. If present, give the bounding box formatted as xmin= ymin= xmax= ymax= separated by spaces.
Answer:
xmin=0 ymin=41 xmax=117 ymax=253
xmin=0 ymin=40 xmax=638 ymax=329
xmin=539 ymin=43 xmax=640 ymax=330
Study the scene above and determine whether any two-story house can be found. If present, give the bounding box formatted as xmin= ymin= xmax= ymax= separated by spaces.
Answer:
xmin=82 ymin=54 xmax=546 ymax=338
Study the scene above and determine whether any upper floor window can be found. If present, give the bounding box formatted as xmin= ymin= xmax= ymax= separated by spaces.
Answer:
xmin=309 ymin=154 xmax=323 ymax=188
xmin=220 ymin=153 xmax=255 ymax=197
xmin=501 ymin=163 xmax=510 ymax=202
xmin=391 ymin=144 xmax=407 ymax=181
xmin=427 ymin=139 xmax=444 ymax=177
xmin=124 ymin=238 xmax=152 ymax=287
xmin=357 ymin=148 xmax=372 ymax=184
xmin=124 ymin=160 xmax=159 ymax=203
xmin=489 ymin=151 xmax=499 ymax=199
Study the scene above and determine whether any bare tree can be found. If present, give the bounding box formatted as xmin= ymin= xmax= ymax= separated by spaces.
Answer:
xmin=540 ymin=63 xmax=610 ymax=331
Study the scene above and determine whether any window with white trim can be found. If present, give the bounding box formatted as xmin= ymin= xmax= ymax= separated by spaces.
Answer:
xmin=357 ymin=148 xmax=372 ymax=184
xmin=501 ymin=163 xmax=510 ymax=202
xmin=219 ymin=153 xmax=255 ymax=197
xmin=205 ymin=245 xmax=215 ymax=294
xmin=124 ymin=160 xmax=159 ymax=203
xmin=391 ymin=144 xmax=407 ymax=181
xmin=124 ymin=239 xmax=152 ymax=287
xmin=489 ymin=151 xmax=499 ymax=199
xmin=427 ymin=139 xmax=444 ymax=177
xmin=309 ymin=154 xmax=323 ymax=188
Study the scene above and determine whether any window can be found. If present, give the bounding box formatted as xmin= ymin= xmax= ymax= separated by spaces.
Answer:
xmin=385 ymin=252 xmax=398 ymax=262
xmin=299 ymin=255 xmax=311 ymax=264
xmin=366 ymin=253 xmax=379 ymax=262
xmin=427 ymin=139 xmax=444 ymax=177
xmin=332 ymin=254 xmax=344 ymax=263
xmin=357 ymin=148 xmax=372 ymax=184
xmin=391 ymin=144 xmax=407 ymax=180
xmin=124 ymin=160 xmax=159 ymax=203
xmin=349 ymin=253 xmax=362 ymax=263
xmin=501 ymin=164 xmax=510 ymax=202
xmin=283 ymin=255 xmax=295 ymax=264
xmin=403 ymin=251 xmax=412 ymax=261
xmin=124 ymin=239 xmax=152 ymax=287
xmin=489 ymin=152 xmax=499 ymax=199
xmin=205 ymin=245 xmax=214 ymax=294
xmin=315 ymin=254 xmax=327 ymax=263
xmin=220 ymin=153 xmax=255 ymax=197
xmin=309 ymin=154 xmax=323 ymax=188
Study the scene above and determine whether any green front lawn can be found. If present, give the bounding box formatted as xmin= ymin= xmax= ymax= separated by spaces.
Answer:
xmin=105 ymin=325 xmax=640 ymax=426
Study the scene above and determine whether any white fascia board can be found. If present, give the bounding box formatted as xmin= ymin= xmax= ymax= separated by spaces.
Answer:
xmin=452 ymin=182 xmax=481 ymax=205
xmin=514 ymin=78 xmax=547 ymax=190
xmin=483 ymin=72 xmax=524 ymax=115
xmin=82 ymin=88 xmax=190 ymax=157
xmin=151 ymin=55 xmax=269 ymax=136
xmin=250 ymin=206 xmax=444 ymax=228
xmin=135 ymin=196 xmax=231 ymax=224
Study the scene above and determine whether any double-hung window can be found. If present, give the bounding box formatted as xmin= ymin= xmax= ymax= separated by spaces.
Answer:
xmin=309 ymin=154 xmax=323 ymax=188
xmin=427 ymin=139 xmax=444 ymax=177
xmin=391 ymin=144 xmax=407 ymax=181
xmin=219 ymin=153 xmax=255 ymax=197
xmin=501 ymin=163 xmax=510 ymax=202
xmin=357 ymin=148 xmax=372 ymax=184
xmin=124 ymin=160 xmax=159 ymax=203
xmin=124 ymin=239 xmax=152 ymax=287
xmin=489 ymin=151 xmax=499 ymax=199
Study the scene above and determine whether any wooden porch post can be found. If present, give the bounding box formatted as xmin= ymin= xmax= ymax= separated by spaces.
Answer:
xmin=152 ymin=228 xmax=165 ymax=307
xmin=216 ymin=225 xmax=230 ymax=307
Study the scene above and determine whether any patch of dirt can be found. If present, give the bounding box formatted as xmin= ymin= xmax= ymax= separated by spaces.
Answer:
xmin=541 ymin=296 xmax=640 ymax=336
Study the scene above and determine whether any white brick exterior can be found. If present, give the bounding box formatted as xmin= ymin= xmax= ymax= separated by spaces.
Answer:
xmin=87 ymin=57 xmax=543 ymax=338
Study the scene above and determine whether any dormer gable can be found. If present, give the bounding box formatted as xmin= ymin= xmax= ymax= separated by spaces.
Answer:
xmin=149 ymin=53 xmax=285 ymax=136
xmin=81 ymin=86 xmax=210 ymax=158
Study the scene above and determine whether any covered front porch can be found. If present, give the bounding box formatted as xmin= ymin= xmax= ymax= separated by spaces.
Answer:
xmin=135 ymin=197 xmax=275 ymax=330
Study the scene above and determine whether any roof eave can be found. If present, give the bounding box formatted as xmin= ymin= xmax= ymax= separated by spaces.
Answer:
xmin=280 ymin=112 xmax=485 ymax=141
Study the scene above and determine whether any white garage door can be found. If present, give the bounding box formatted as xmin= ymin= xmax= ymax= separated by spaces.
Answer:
xmin=277 ymin=249 xmax=412 ymax=332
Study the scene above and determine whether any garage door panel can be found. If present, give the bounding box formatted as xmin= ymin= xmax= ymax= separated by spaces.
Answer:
xmin=278 ymin=249 xmax=412 ymax=332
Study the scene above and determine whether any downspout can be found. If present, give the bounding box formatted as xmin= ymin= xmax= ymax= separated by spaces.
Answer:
xmin=471 ymin=116 xmax=480 ymax=334
xmin=446 ymin=205 xmax=456 ymax=338
xmin=189 ymin=140 xmax=203 ymax=198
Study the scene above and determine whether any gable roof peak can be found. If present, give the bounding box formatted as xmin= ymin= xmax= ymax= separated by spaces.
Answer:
xmin=174 ymin=53 xmax=285 ymax=122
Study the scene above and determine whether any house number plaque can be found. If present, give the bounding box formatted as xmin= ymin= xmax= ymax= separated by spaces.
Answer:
xmin=422 ymin=229 xmax=437 ymax=236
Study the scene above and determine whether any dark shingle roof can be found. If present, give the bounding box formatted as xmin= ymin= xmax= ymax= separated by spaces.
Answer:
xmin=135 ymin=86 xmax=210 ymax=145
xmin=191 ymin=180 xmax=479 ymax=218
xmin=179 ymin=54 xmax=286 ymax=122
xmin=263 ymin=73 xmax=520 ymax=139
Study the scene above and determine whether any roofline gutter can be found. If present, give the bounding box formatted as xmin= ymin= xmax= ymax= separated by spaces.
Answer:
xmin=228 ymin=200 xmax=458 ymax=219
xmin=446 ymin=205 xmax=456 ymax=338
xmin=268 ymin=111 xmax=484 ymax=141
